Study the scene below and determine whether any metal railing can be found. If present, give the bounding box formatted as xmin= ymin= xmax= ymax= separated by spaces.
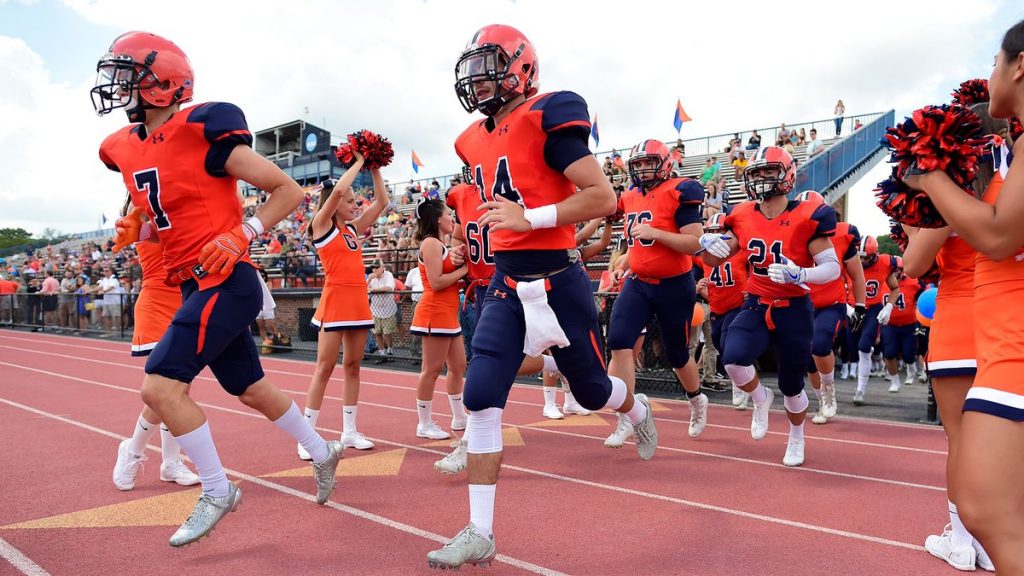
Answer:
xmin=0 ymin=292 xmax=137 ymax=338
xmin=793 ymin=110 xmax=895 ymax=200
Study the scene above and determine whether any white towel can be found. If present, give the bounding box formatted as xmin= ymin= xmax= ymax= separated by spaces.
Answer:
xmin=515 ymin=279 xmax=570 ymax=356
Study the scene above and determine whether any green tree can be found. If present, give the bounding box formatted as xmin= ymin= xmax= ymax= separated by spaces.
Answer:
xmin=876 ymin=234 xmax=902 ymax=257
xmin=0 ymin=228 xmax=33 ymax=251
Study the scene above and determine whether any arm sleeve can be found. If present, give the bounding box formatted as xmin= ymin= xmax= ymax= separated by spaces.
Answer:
xmin=533 ymin=91 xmax=593 ymax=173
xmin=187 ymin=102 xmax=254 ymax=177
xmin=809 ymin=204 xmax=837 ymax=240
xmin=804 ymin=247 xmax=841 ymax=284
xmin=673 ymin=179 xmax=705 ymax=228
xmin=843 ymin=224 xmax=862 ymax=261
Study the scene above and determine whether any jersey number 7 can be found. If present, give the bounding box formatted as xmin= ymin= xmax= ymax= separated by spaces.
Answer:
xmin=133 ymin=168 xmax=170 ymax=230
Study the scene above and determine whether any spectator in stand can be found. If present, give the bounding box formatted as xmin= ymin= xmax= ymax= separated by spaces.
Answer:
xmin=670 ymin=140 xmax=685 ymax=173
xmin=602 ymin=156 xmax=614 ymax=176
xmin=806 ymin=128 xmax=825 ymax=158
xmin=747 ymin=130 xmax=762 ymax=150
xmin=0 ymin=273 xmax=18 ymax=325
xmin=798 ymin=128 xmax=807 ymax=146
xmin=57 ymin=268 xmax=76 ymax=330
xmin=98 ymin=266 xmax=120 ymax=335
xmin=783 ymin=137 xmax=796 ymax=154
xmin=710 ymin=156 xmax=723 ymax=180
xmin=732 ymin=151 xmax=748 ymax=181
xmin=728 ymin=133 xmax=742 ymax=159
xmin=704 ymin=180 xmax=725 ymax=220
xmin=778 ymin=123 xmax=791 ymax=143
xmin=40 ymin=270 xmax=59 ymax=330
xmin=73 ymin=276 xmax=90 ymax=332
xmin=368 ymin=259 xmax=398 ymax=362
xmin=700 ymin=157 xmax=716 ymax=185
xmin=405 ymin=264 xmax=423 ymax=302
xmin=834 ymin=99 xmax=846 ymax=136
xmin=853 ymin=118 xmax=863 ymax=131
xmin=25 ymin=276 xmax=41 ymax=331
xmin=789 ymin=130 xmax=800 ymax=146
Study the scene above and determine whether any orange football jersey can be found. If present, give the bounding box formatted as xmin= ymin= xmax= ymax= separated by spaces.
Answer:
xmin=454 ymin=91 xmax=591 ymax=259
xmin=863 ymin=254 xmax=899 ymax=306
xmin=446 ymin=183 xmax=496 ymax=281
xmin=314 ymin=224 xmax=368 ymax=287
xmin=699 ymin=254 xmax=748 ymax=315
xmin=811 ymin=221 xmax=861 ymax=308
xmin=99 ymin=102 xmax=254 ymax=287
xmin=885 ymin=274 xmax=922 ymax=326
xmin=724 ymin=200 xmax=837 ymax=299
xmin=618 ymin=178 xmax=703 ymax=278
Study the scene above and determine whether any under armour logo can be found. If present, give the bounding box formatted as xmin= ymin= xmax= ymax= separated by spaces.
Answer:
xmin=151 ymin=133 xmax=165 ymax=144
xmin=494 ymin=289 xmax=507 ymax=299
xmin=498 ymin=125 xmax=509 ymax=135
xmin=191 ymin=264 xmax=208 ymax=279
xmin=779 ymin=220 xmax=791 ymax=227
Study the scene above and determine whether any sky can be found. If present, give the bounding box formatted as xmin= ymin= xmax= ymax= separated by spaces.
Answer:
xmin=0 ymin=0 xmax=1019 ymax=237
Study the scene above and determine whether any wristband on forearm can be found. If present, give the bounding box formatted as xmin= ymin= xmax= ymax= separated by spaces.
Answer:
xmin=523 ymin=204 xmax=558 ymax=230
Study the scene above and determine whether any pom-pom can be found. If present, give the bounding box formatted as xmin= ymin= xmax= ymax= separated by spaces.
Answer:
xmin=334 ymin=129 xmax=394 ymax=170
xmin=874 ymin=104 xmax=990 ymax=228
xmin=951 ymin=79 xmax=989 ymax=106
xmin=1010 ymin=117 xmax=1024 ymax=141
xmin=889 ymin=220 xmax=908 ymax=252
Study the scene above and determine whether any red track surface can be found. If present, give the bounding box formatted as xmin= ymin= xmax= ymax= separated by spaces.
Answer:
xmin=0 ymin=330 xmax=954 ymax=575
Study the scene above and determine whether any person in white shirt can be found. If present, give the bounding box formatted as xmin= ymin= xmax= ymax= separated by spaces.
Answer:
xmin=367 ymin=260 xmax=398 ymax=361
xmin=98 ymin=266 xmax=121 ymax=334
xmin=405 ymin=265 xmax=423 ymax=303
xmin=806 ymin=128 xmax=824 ymax=158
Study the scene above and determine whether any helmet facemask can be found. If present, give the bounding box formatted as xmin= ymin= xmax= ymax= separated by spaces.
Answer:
xmin=455 ymin=44 xmax=528 ymax=116
xmin=743 ymin=164 xmax=788 ymax=203
xmin=628 ymin=154 xmax=670 ymax=191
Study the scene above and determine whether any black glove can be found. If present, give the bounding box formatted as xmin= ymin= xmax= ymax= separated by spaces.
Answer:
xmin=848 ymin=305 xmax=867 ymax=333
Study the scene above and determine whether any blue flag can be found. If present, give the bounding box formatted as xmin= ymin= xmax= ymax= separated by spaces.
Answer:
xmin=591 ymin=115 xmax=600 ymax=148
xmin=673 ymin=99 xmax=692 ymax=133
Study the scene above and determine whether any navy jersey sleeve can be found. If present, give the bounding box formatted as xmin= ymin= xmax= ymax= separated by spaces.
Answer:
xmin=844 ymin=224 xmax=862 ymax=261
xmin=673 ymin=179 xmax=705 ymax=228
xmin=187 ymin=102 xmax=253 ymax=177
xmin=532 ymin=92 xmax=593 ymax=173
xmin=809 ymin=204 xmax=837 ymax=239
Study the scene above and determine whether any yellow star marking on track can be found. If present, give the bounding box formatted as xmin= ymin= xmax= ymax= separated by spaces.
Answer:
xmin=263 ymin=448 xmax=407 ymax=478
xmin=526 ymin=413 xmax=610 ymax=427
xmin=1 ymin=486 xmax=211 ymax=529
xmin=421 ymin=427 xmax=524 ymax=448
xmin=646 ymin=400 xmax=672 ymax=412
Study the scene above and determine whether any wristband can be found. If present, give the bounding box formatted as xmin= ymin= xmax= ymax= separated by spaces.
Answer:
xmin=242 ymin=217 xmax=265 ymax=241
xmin=522 ymin=204 xmax=558 ymax=230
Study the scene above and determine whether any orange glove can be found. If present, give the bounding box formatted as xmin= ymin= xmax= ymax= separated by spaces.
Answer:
xmin=113 ymin=207 xmax=144 ymax=253
xmin=198 ymin=225 xmax=251 ymax=276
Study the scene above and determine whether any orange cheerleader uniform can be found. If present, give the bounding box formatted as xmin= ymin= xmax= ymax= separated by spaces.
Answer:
xmin=131 ymin=241 xmax=183 ymax=356
xmin=926 ymin=233 xmax=977 ymax=378
xmin=411 ymin=246 xmax=462 ymax=337
xmin=311 ymin=223 xmax=374 ymax=331
xmin=967 ymin=170 xmax=1024 ymax=420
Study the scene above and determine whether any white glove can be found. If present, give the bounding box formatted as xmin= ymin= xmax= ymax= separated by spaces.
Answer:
xmin=768 ymin=261 xmax=807 ymax=285
xmin=699 ymin=233 xmax=731 ymax=258
xmin=877 ymin=302 xmax=894 ymax=325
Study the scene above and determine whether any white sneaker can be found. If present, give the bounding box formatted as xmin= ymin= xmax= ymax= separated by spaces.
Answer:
xmin=888 ymin=379 xmax=902 ymax=393
xmin=925 ymin=525 xmax=976 ymax=571
xmin=811 ymin=409 xmax=829 ymax=425
xmin=735 ymin=391 xmax=749 ymax=411
xmin=341 ymin=431 xmax=375 ymax=450
xmin=604 ymin=413 xmax=634 ymax=448
xmin=434 ymin=439 xmax=467 ymax=475
xmin=113 ymin=439 xmax=147 ymax=491
xmin=821 ymin=381 xmax=838 ymax=418
xmin=974 ymin=540 xmax=994 ymax=572
xmin=562 ymin=399 xmax=591 ymax=416
xmin=839 ymin=364 xmax=850 ymax=380
xmin=848 ymin=364 xmax=858 ymax=380
xmin=731 ymin=385 xmax=745 ymax=407
xmin=905 ymin=373 xmax=916 ymax=386
xmin=427 ymin=523 xmax=496 ymax=570
xmin=853 ymin=390 xmax=866 ymax=406
xmin=543 ymin=403 xmax=564 ymax=420
xmin=159 ymin=460 xmax=200 ymax=486
xmin=451 ymin=416 xmax=467 ymax=431
xmin=688 ymin=394 xmax=708 ymax=438
xmin=783 ymin=437 xmax=805 ymax=467
xmin=297 ymin=441 xmax=312 ymax=461
xmin=417 ymin=421 xmax=451 ymax=440
xmin=919 ymin=371 xmax=929 ymax=384
xmin=751 ymin=388 xmax=775 ymax=440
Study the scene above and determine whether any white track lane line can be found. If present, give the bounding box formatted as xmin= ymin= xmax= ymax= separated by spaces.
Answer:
xmin=0 ymin=537 xmax=52 ymax=576
xmin=0 ymin=361 xmax=930 ymax=552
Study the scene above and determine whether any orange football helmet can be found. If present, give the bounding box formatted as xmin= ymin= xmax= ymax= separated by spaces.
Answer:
xmin=743 ymin=145 xmax=796 ymax=202
xmin=858 ymin=235 xmax=879 ymax=267
xmin=455 ymin=24 xmax=539 ymax=116
xmin=628 ymin=139 xmax=673 ymax=190
xmin=796 ymin=190 xmax=825 ymax=205
xmin=705 ymin=212 xmax=727 ymax=232
xmin=91 ymin=31 xmax=194 ymax=122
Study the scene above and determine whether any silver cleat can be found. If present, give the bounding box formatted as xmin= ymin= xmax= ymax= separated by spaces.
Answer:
xmin=632 ymin=394 xmax=658 ymax=461
xmin=168 ymin=482 xmax=242 ymax=547
xmin=427 ymin=523 xmax=496 ymax=570
xmin=312 ymin=440 xmax=343 ymax=505
xmin=434 ymin=439 xmax=467 ymax=475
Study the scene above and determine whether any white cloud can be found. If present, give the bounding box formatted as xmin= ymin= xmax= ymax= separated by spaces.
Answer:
xmin=0 ymin=0 xmax=1017 ymax=235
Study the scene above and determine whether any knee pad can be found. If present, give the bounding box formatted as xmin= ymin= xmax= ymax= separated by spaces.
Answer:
xmin=725 ymin=364 xmax=756 ymax=387
xmin=783 ymin=390 xmax=809 ymax=414
xmin=601 ymin=375 xmax=628 ymax=411
xmin=466 ymin=407 xmax=504 ymax=454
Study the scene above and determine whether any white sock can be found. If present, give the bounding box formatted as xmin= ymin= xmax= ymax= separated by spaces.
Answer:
xmin=417 ymin=400 xmax=432 ymax=427
xmin=159 ymin=425 xmax=181 ymax=465
xmin=857 ymin=351 xmax=872 ymax=393
xmin=790 ymin=421 xmax=805 ymax=441
xmin=908 ymin=363 xmax=918 ymax=379
xmin=127 ymin=414 xmax=158 ymax=456
xmin=543 ymin=387 xmax=557 ymax=406
xmin=949 ymin=500 xmax=973 ymax=549
xmin=624 ymin=395 xmax=648 ymax=425
xmin=174 ymin=421 xmax=229 ymax=498
xmin=812 ymin=385 xmax=823 ymax=403
xmin=469 ymin=484 xmax=496 ymax=538
xmin=274 ymin=402 xmax=328 ymax=463
xmin=821 ymin=370 xmax=834 ymax=388
xmin=750 ymin=383 xmax=769 ymax=404
xmin=447 ymin=394 xmax=466 ymax=421
xmin=342 ymin=405 xmax=357 ymax=434
xmin=303 ymin=406 xmax=320 ymax=428
xmin=564 ymin=390 xmax=577 ymax=405
xmin=889 ymin=372 xmax=900 ymax=387
xmin=541 ymin=354 xmax=558 ymax=374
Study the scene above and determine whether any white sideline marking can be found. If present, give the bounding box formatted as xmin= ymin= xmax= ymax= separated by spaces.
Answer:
xmin=0 ymin=537 xmax=52 ymax=576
